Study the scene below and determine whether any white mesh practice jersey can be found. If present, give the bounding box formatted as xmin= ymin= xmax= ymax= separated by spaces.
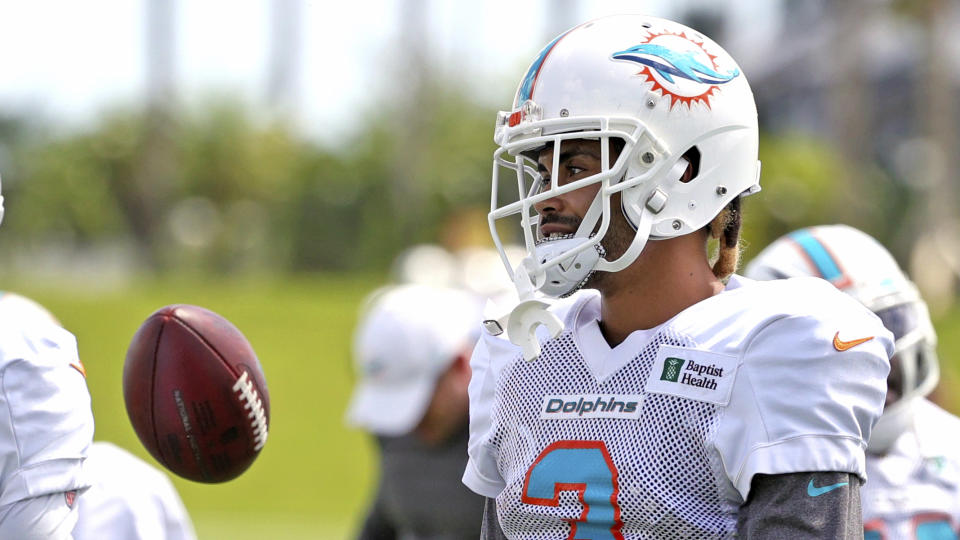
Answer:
xmin=464 ymin=275 xmax=893 ymax=539
xmin=0 ymin=314 xmax=93 ymax=508
xmin=73 ymin=441 xmax=196 ymax=540
xmin=863 ymin=398 xmax=960 ymax=540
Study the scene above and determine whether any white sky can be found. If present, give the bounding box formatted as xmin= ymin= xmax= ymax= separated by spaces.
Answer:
xmin=0 ymin=0 xmax=778 ymax=143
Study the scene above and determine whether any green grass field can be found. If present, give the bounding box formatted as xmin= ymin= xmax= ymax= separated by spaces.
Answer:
xmin=7 ymin=273 xmax=960 ymax=539
xmin=8 ymin=273 xmax=386 ymax=539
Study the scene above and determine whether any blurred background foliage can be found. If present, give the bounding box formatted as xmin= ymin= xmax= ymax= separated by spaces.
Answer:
xmin=0 ymin=96 xmax=914 ymax=276
xmin=0 ymin=90 xmax=496 ymax=275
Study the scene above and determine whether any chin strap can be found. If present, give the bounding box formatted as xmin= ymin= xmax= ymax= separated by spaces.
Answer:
xmin=481 ymin=263 xmax=564 ymax=361
xmin=596 ymin=203 xmax=654 ymax=273
xmin=595 ymin=157 xmax=686 ymax=273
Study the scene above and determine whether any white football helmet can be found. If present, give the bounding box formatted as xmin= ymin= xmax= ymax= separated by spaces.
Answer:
xmin=489 ymin=14 xmax=761 ymax=300
xmin=745 ymin=224 xmax=939 ymax=454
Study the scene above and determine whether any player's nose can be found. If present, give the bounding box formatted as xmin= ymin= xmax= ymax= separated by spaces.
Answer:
xmin=534 ymin=193 xmax=563 ymax=215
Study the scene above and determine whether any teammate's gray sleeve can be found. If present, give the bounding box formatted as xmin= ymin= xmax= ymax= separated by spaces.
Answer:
xmin=737 ymin=471 xmax=862 ymax=539
xmin=359 ymin=430 xmax=482 ymax=539
xmin=355 ymin=485 xmax=397 ymax=540
xmin=481 ymin=498 xmax=508 ymax=540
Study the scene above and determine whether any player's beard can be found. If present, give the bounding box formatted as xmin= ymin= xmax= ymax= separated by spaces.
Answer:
xmin=584 ymin=195 xmax=634 ymax=292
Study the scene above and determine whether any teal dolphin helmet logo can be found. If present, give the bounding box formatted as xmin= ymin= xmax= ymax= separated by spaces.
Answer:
xmin=612 ymin=30 xmax=740 ymax=109
xmin=613 ymin=44 xmax=740 ymax=85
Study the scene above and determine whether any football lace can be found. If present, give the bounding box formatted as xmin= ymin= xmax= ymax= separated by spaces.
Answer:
xmin=232 ymin=371 xmax=269 ymax=451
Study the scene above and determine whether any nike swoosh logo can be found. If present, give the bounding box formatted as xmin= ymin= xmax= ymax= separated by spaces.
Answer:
xmin=807 ymin=479 xmax=849 ymax=497
xmin=833 ymin=332 xmax=874 ymax=351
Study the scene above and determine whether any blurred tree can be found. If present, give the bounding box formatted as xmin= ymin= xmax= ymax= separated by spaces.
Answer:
xmin=740 ymin=132 xmax=903 ymax=265
xmin=0 ymin=87 xmax=495 ymax=275
xmin=0 ymin=89 xmax=918 ymax=279
xmin=283 ymin=87 xmax=495 ymax=271
xmin=6 ymin=117 xmax=130 ymax=243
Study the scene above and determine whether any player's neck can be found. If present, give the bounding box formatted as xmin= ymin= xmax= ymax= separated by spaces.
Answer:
xmin=597 ymin=235 xmax=724 ymax=347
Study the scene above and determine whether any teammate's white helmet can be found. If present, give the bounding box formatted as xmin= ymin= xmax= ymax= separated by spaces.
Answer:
xmin=489 ymin=14 xmax=761 ymax=298
xmin=745 ymin=224 xmax=938 ymax=454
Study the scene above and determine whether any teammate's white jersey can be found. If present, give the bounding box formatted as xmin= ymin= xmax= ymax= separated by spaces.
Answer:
xmin=863 ymin=398 xmax=960 ymax=540
xmin=73 ymin=441 xmax=196 ymax=540
xmin=463 ymin=275 xmax=893 ymax=539
xmin=0 ymin=314 xmax=93 ymax=504
xmin=0 ymin=311 xmax=93 ymax=537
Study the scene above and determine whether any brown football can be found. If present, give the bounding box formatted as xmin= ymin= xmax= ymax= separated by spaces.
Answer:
xmin=123 ymin=304 xmax=270 ymax=483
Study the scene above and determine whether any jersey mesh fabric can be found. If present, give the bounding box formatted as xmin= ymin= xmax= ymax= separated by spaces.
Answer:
xmin=491 ymin=327 xmax=736 ymax=539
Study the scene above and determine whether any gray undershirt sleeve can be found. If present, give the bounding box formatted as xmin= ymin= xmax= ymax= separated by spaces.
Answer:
xmin=481 ymin=497 xmax=508 ymax=540
xmin=355 ymin=474 xmax=397 ymax=540
xmin=737 ymin=471 xmax=862 ymax=539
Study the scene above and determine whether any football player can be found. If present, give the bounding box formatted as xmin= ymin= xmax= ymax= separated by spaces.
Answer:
xmin=346 ymin=284 xmax=486 ymax=539
xmin=746 ymin=224 xmax=960 ymax=539
xmin=73 ymin=441 xmax=196 ymax=540
xmin=463 ymin=14 xmax=893 ymax=539
xmin=0 ymin=288 xmax=196 ymax=540
xmin=0 ymin=170 xmax=94 ymax=539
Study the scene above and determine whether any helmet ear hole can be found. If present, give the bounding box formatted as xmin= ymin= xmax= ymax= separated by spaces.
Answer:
xmin=610 ymin=137 xmax=626 ymax=156
xmin=679 ymin=147 xmax=701 ymax=184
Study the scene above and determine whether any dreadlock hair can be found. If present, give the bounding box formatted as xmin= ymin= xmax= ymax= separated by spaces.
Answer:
xmin=707 ymin=196 xmax=742 ymax=280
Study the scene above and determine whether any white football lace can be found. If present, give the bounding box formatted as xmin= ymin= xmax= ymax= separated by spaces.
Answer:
xmin=232 ymin=371 xmax=269 ymax=451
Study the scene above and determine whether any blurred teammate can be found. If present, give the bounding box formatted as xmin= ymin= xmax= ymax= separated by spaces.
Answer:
xmin=746 ymin=224 xmax=960 ymax=539
xmin=465 ymin=14 xmax=892 ymax=538
xmin=73 ymin=441 xmax=196 ymax=540
xmin=0 ymin=287 xmax=195 ymax=540
xmin=392 ymin=243 xmax=526 ymax=306
xmin=0 ymin=173 xmax=95 ymax=539
xmin=346 ymin=284 xmax=485 ymax=539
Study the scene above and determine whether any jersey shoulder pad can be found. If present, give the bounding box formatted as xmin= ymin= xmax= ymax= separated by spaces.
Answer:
xmin=710 ymin=276 xmax=892 ymax=499
xmin=0 ymin=316 xmax=79 ymax=372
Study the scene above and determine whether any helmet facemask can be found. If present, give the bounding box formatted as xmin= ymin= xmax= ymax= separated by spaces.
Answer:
xmin=489 ymin=114 xmax=698 ymax=299
xmin=873 ymin=299 xmax=940 ymax=403
xmin=867 ymin=300 xmax=940 ymax=454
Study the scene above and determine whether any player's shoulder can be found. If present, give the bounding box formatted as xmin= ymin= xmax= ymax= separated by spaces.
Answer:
xmin=725 ymin=274 xmax=870 ymax=317
xmin=739 ymin=275 xmax=891 ymax=351
xmin=0 ymin=311 xmax=78 ymax=371
xmin=677 ymin=274 xmax=861 ymax=330
xmin=675 ymin=275 xmax=893 ymax=357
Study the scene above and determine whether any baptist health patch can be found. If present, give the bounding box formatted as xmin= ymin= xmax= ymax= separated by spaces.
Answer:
xmin=644 ymin=345 xmax=740 ymax=406
xmin=540 ymin=394 xmax=644 ymax=420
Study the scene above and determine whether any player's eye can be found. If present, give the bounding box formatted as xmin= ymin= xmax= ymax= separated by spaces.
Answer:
xmin=536 ymin=175 xmax=551 ymax=192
